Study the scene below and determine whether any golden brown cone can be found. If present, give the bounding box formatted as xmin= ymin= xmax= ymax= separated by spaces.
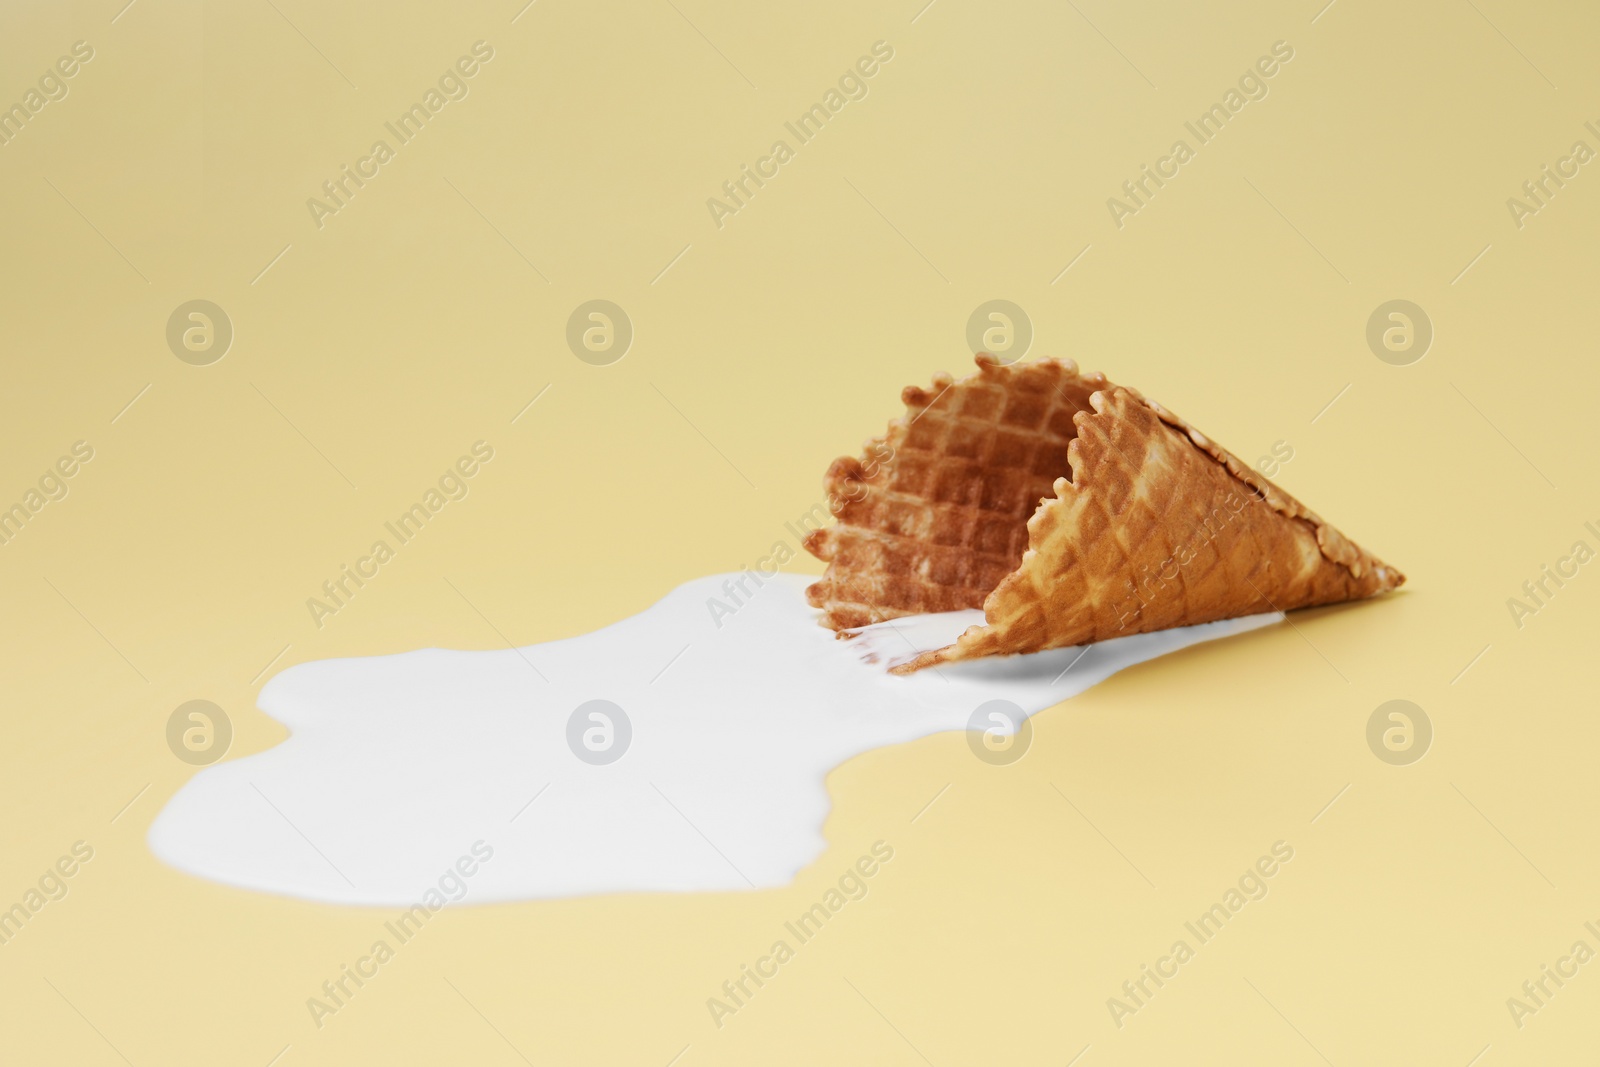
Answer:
xmin=802 ymin=355 xmax=1404 ymax=674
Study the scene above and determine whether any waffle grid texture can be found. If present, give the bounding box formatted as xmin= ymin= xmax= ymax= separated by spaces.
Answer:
xmin=803 ymin=355 xmax=1404 ymax=673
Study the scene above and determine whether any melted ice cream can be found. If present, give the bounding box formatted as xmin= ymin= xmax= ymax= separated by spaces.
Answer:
xmin=149 ymin=574 xmax=1279 ymax=904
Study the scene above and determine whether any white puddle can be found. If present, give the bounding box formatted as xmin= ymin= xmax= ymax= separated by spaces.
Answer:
xmin=149 ymin=574 xmax=1279 ymax=905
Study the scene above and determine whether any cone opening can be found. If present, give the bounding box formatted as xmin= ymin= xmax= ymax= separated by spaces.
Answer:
xmin=805 ymin=358 xmax=1106 ymax=630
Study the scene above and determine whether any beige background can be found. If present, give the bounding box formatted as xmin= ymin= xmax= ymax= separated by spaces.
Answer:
xmin=2 ymin=0 xmax=1597 ymax=1063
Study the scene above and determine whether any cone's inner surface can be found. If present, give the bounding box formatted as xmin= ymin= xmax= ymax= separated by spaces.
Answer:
xmin=864 ymin=371 xmax=1104 ymax=613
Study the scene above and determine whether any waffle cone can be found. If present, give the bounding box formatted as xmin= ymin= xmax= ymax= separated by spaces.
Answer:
xmin=802 ymin=355 xmax=1403 ymax=674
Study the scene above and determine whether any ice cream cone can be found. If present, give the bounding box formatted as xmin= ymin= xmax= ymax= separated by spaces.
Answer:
xmin=802 ymin=355 xmax=1403 ymax=673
